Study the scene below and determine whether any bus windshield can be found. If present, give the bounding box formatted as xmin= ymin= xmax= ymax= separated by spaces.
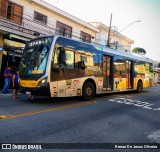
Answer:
xmin=19 ymin=37 xmax=53 ymax=75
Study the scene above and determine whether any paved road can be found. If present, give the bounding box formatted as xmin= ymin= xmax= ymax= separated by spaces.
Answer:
xmin=0 ymin=86 xmax=160 ymax=151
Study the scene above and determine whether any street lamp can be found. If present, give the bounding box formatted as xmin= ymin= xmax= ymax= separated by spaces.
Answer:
xmin=107 ymin=18 xmax=142 ymax=47
xmin=118 ymin=20 xmax=142 ymax=33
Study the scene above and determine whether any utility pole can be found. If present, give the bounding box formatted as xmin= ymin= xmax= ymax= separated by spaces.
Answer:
xmin=107 ymin=13 xmax=112 ymax=47
xmin=106 ymin=15 xmax=141 ymax=48
xmin=57 ymin=0 xmax=59 ymax=7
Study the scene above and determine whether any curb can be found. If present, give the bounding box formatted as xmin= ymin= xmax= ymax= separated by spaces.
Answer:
xmin=0 ymin=93 xmax=13 ymax=99
xmin=0 ymin=92 xmax=24 ymax=99
xmin=0 ymin=89 xmax=14 ymax=99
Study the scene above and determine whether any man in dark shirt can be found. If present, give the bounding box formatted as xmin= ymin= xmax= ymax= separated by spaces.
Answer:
xmin=2 ymin=67 xmax=11 ymax=94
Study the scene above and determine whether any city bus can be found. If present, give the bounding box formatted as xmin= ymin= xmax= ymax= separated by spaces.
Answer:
xmin=19 ymin=35 xmax=154 ymax=100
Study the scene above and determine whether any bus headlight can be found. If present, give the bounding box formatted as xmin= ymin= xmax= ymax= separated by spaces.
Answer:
xmin=37 ymin=77 xmax=48 ymax=87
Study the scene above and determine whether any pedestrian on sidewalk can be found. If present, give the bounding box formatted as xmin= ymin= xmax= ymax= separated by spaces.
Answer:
xmin=2 ymin=67 xmax=12 ymax=94
xmin=12 ymin=70 xmax=19 ymax=99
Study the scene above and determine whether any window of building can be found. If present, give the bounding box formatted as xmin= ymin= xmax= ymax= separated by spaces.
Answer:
xmin=80 ymin=31 xmax=91 ymax=43
xmin=56 ymin=21 xmax=72 ymax=38
xmin=0 ymin=0 xmax=23 ymax=24
xmin=34 ymin=11 xmax=47 ymax=24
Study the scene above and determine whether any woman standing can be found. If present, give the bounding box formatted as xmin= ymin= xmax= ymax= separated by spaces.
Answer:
xmin=12 ymin=70 xmax=19 ymax=99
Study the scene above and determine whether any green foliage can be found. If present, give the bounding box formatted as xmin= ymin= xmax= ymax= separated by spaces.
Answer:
xmin=158 ymin=62 xmax=160 ymax=68
xmin=132 ymin=47 xmax=146 ymax=55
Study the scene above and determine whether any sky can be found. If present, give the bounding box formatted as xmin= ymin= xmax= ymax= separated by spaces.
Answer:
xmin=43 ymin=0 xmax=160 ymax=61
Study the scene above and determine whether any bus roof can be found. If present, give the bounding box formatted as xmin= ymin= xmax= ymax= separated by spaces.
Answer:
xmin=31 ymin=34 xmax=152 ymax=63
xmin=98 ymin=46 xmax=151 ymax=63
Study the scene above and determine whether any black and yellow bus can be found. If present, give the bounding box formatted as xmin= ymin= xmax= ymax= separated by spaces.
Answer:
xmin=19 ymin=35 xmax=154 ymax=100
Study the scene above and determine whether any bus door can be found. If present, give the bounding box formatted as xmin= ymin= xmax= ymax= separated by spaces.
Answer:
xmin=103 ymin=55 xmax=112 ymax=90
xmin=126 ymin=60 xmax=134 ymax=89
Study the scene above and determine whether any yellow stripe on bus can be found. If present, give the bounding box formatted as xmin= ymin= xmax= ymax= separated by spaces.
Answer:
xmin=19 ymin=79 xmax=41 ymax=88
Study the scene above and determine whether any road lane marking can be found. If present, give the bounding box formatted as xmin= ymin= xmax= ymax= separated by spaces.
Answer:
xmin=148 ymin=131 xmax=160 ymax=143
xmin=109 ymin=98 xmax=160 ymax=111
xmin=0 ymin=101 xmax=96 ymax=120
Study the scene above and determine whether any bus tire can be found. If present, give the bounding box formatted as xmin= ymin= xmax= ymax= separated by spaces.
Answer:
xmin=82 ymin=82 xmax=95 ymax=101
xmin=137 ymin=81 xmax=143 ymax=93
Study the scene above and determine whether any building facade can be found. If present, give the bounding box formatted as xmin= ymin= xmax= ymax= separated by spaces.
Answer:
xmin=0 ymin=0 xmax=100 ymax=87
xmin=90 ymin=22 xmax=134 ymax=52
xmin=0 ymin=0 xmax=134 ymax=87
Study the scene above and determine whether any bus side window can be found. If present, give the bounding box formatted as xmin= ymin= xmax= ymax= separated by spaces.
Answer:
xmin=52 ymin=47 xmax=60 ymax=68
xmin=59 ymin=47 xmax=66 ymax=67
xmin=78 ymin=61 xmax=85 ymax=69
xmin=65 ymin=50 xmax=74 ymax=69
xmin=52 ymin=47 xmax=66 ymax=68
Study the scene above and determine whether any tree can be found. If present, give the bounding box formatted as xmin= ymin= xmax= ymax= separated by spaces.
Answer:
xmin=158 ymin=62 xmax=160 ymax=68
xmin=132 ymin=47 xmax=146 ymax=55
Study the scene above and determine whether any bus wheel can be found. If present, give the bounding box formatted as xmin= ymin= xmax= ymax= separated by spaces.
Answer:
xmin=137 ymin=81 xmax=143 ymax=93
xmin=82 ymin=82 xmax=95 ymax=101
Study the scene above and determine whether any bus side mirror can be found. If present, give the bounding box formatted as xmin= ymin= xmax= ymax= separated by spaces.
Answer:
xmin=51 ymin=61 xmax=60 ymax=72
xmin=51 ymin=67 xmax=60 ymax=72
xmin=78 ymin=61 xmax=85 ymax=69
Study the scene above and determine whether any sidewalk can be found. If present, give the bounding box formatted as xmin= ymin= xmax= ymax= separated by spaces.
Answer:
xmin=0 ymin=89 xmax=14 ymax=99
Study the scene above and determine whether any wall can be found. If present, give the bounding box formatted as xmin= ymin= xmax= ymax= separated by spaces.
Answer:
xmin=9 ymin=0 xmax=97 ymax=42
xmin=90 ymin=22 xmax=133 ymax=51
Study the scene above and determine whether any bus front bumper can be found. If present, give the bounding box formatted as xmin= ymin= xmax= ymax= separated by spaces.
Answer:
xmin=20 ymin=84 xmax=50 ymax=96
